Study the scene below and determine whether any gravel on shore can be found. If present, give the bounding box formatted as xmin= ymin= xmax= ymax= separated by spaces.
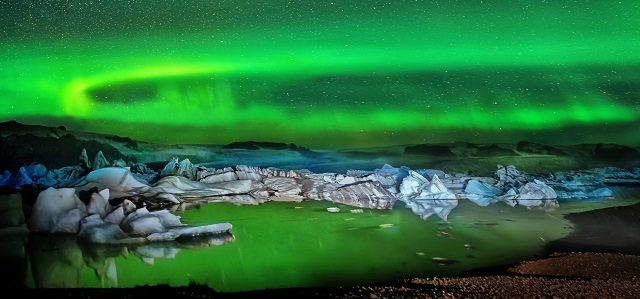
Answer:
xmin=23 ymin=251 xmax=640 ymax=299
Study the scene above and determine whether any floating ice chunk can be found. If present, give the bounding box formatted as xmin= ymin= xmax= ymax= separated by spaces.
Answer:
xmin=28 ymin=187 xmax=88 ymax=233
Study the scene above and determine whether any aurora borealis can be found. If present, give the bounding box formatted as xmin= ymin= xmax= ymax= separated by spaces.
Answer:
xmin=1 ymin=1 xmax=639 ymax=148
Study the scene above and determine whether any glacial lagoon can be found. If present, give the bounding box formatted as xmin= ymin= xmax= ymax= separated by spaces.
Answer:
xmin=11 ymin=188 xmax=640 ymax=292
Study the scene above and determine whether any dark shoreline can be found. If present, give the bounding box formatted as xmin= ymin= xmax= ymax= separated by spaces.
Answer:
xmin=545 ymin=201 xmax=640 ymax=256
xmin=21 ymin=201 xmax=640 ymax=298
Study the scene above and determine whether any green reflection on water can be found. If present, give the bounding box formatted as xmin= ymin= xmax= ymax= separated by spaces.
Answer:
xmin=17 ymin=189 xmax=640 ymax=292
xmin=162 ymin=200 xmax=568 ymax=292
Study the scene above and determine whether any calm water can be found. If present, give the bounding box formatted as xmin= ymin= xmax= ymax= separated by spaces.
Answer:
xmin=5 ymin=189 xmax=640 ymax=292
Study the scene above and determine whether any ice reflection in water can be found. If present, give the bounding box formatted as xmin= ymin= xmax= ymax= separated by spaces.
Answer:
xmin=9 ymin=190 xmax=640 ymax=292
xmin=25 ymin=232 xmax=235 ymax=288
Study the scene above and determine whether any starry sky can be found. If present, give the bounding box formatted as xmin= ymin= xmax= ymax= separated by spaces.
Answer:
xmin=1 ymin=0 xmax=639 ymax=149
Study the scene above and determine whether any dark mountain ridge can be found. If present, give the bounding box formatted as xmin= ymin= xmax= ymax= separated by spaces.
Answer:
xmin=2 ymin=120 xmax=640 ymax=174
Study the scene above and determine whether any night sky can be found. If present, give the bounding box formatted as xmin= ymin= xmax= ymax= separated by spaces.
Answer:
xmin=1 ymin=0 xmax=639 ymax=149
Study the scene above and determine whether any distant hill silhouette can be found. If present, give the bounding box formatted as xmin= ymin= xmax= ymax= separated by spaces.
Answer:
xmin=2 ymin=120 xmax=640 ymax=174
xmin=0 ymin=120 xmax=136 ymax=171
xmin=403 ymin=140 xmax=640 ymax=168
xmin=222 ymin=141 xmax=313 ymax=153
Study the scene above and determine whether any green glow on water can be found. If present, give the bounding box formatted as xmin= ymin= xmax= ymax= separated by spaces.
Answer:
xmin=15 ymin=189 xmax=640 ymax=291
xmin=115 ymin=200 xmax=572 ymax=291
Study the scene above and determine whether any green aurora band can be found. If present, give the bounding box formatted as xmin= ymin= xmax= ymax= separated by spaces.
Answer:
xmin=1 ymin=1 xmax=639 ymax=148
